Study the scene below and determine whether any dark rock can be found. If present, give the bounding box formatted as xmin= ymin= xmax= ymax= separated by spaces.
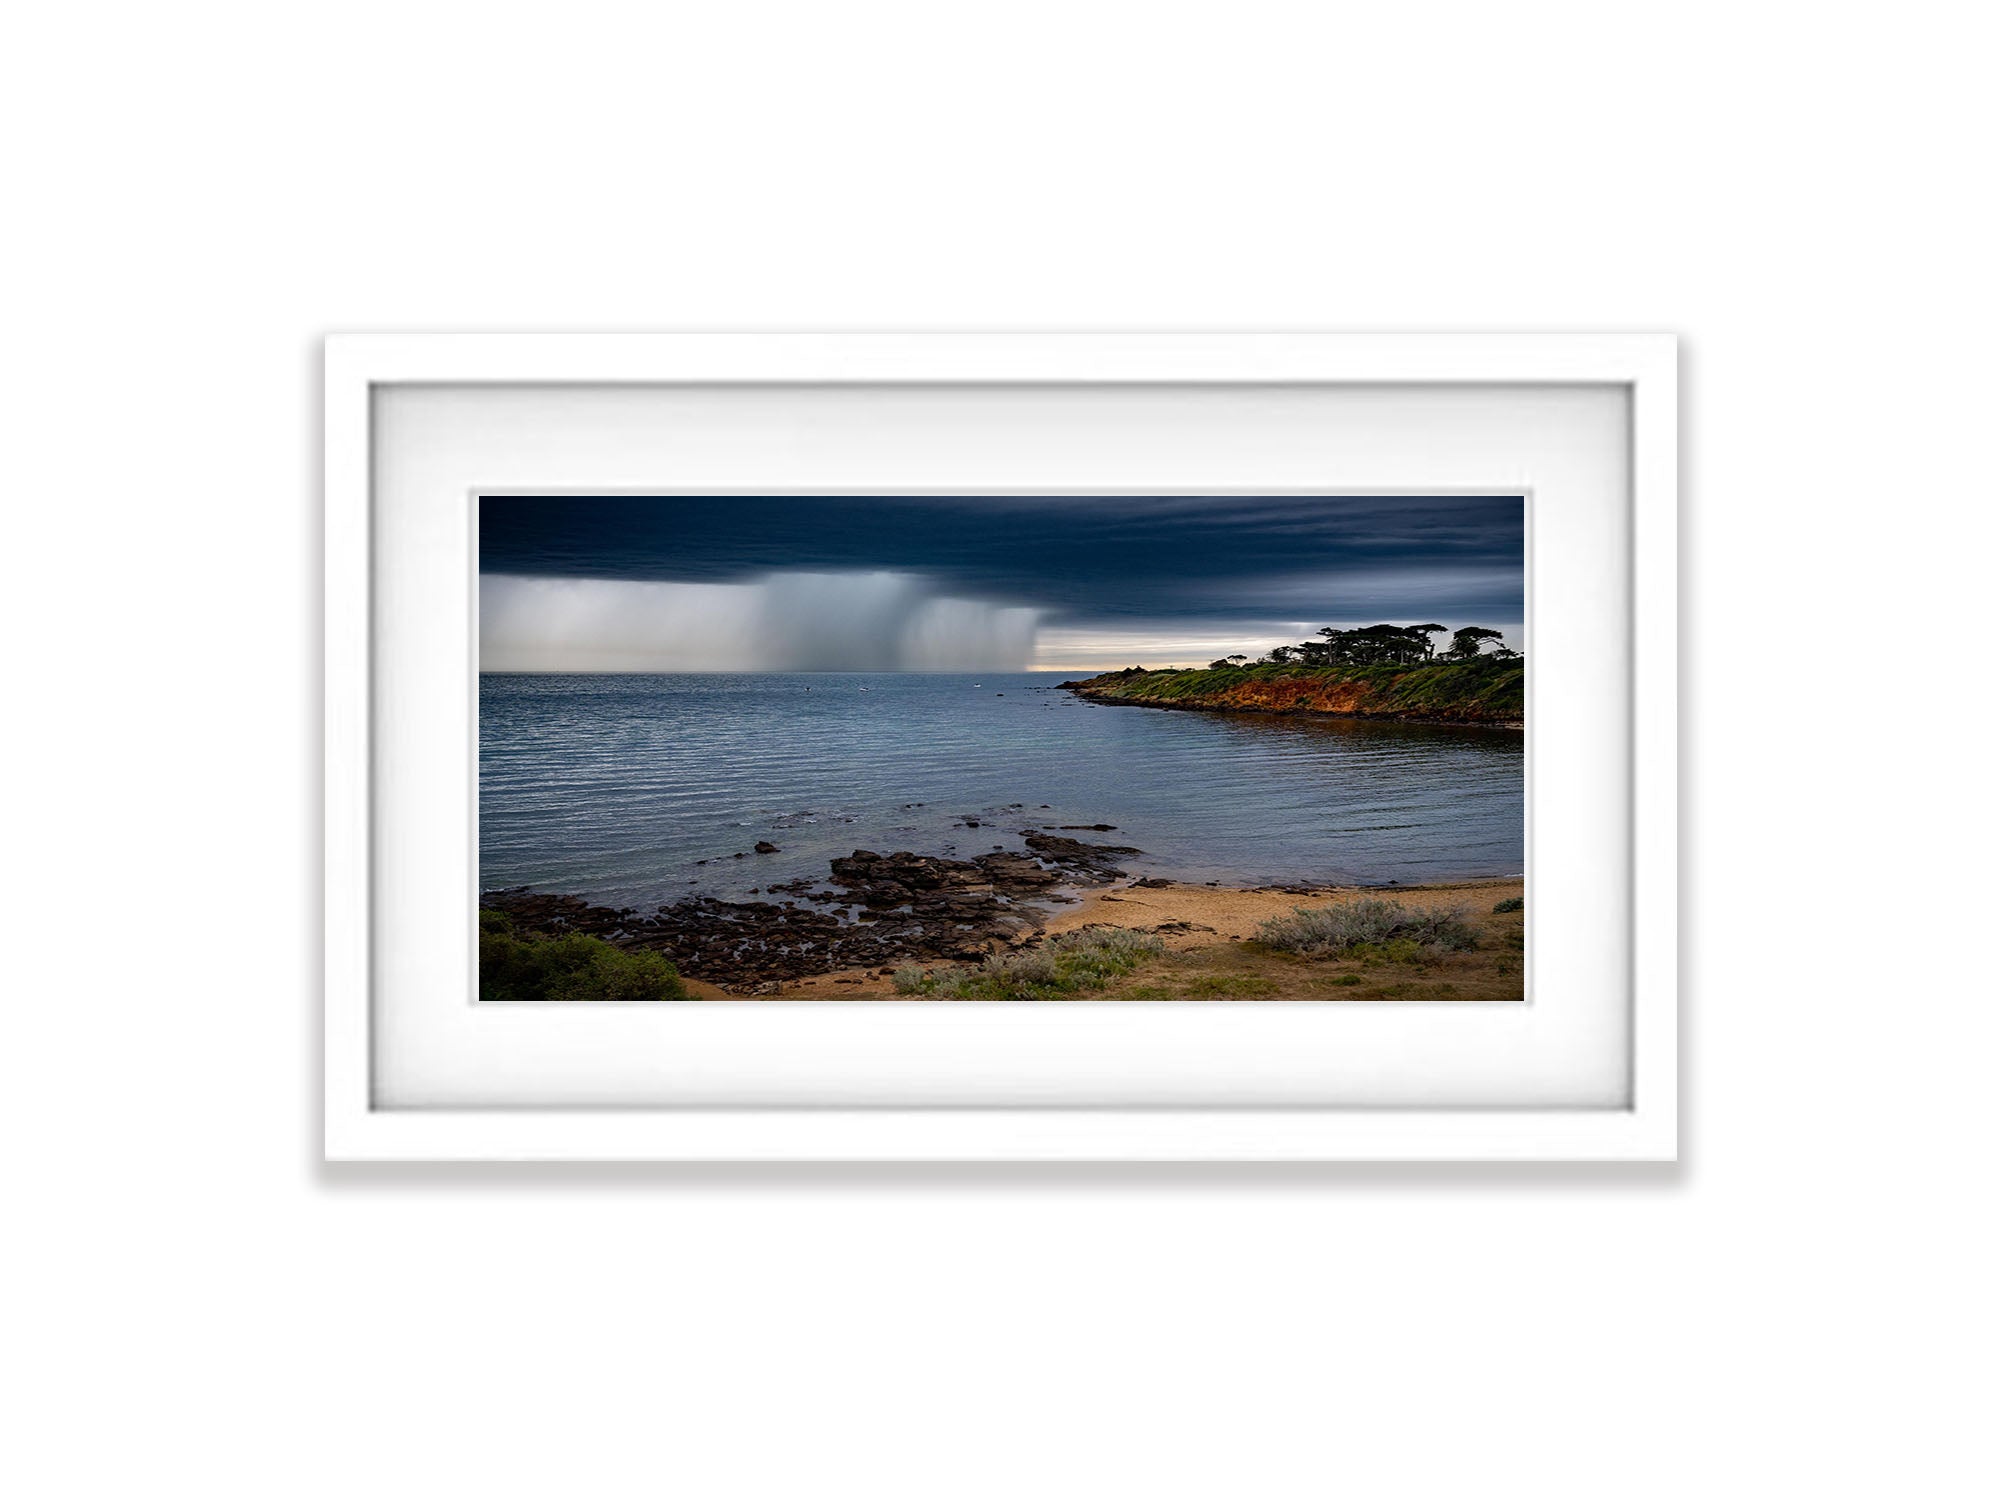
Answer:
xmin=754 ymin=841 xmax=780 ymax=853
xmin=482 ymin=822 xmax=1145 ymax=994
xmin=1023 ymin=831 xmax=1140 ymax=880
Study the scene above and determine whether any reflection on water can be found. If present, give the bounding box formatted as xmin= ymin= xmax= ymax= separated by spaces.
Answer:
xmin=480 ymin=672 xmax=1523 ymax=909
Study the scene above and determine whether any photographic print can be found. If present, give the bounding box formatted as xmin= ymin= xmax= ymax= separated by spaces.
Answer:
xmin=478 ymin=494 xmax=1525 ymax=1001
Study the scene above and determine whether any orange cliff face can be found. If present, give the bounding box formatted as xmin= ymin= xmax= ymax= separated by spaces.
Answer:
xmin=1202 ymin=676 xmax=1374 ymax=715
xmin=1065 ymin=665 xmax=1524 ymax=727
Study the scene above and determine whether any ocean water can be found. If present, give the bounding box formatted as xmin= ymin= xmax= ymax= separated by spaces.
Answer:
xmin=479 ymin=672 xmax=1523 ymax=910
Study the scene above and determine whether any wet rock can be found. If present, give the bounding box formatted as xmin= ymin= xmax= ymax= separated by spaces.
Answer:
xmin=483 ymin=824 xmax=1144 ymax=993
xmin=974 ymin=851 xmax=1060 ymax=888
xmin=753 ymin=840 xmax=780 ymax=853
xmin=1023 ymin=831 xmax=1140 ymax=880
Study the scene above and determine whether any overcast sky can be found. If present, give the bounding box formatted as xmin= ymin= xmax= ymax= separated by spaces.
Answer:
xmin=479 ymin=494 xmax=1523 ymax=671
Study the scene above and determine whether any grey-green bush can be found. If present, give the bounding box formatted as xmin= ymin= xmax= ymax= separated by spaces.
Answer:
xmin=1254 ymin=899 xmax=1477 ymax=959
xmin=894 ymin=926 xmax=1166 ymax=1000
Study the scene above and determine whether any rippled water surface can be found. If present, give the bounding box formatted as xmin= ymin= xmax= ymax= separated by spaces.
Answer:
xmin=480 ymin=672 xmax=1523 ymax=909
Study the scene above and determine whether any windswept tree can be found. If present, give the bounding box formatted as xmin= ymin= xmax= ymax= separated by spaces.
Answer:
xmin=1442 ymin=626 xmax=1506 ymax=661
xmin=1294 ymin=627 xmax=1338 ymax=666
xmin=1200 ymin=624 xmax=1520 ymax=672
xmin=1301 ymin=624 xmax=1447 ymax=665
xmin=1409 ymin=624 xmax=1447 ymax=659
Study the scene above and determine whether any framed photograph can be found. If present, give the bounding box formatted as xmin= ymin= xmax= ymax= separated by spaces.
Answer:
xmin=326 ymin=333 xmax=1676 ymax=1161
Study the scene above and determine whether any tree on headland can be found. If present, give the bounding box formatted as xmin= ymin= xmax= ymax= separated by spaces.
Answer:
xmin=1201 ymin=623 xmax=1518 ymax=672
xmin=1296 ymin=623 xmax=1456 ymax=666
xmin=1441 ymin=626 xmax=1506 ymax=661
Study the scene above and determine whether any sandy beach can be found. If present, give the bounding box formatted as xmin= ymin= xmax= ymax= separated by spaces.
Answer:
xmin=715 ymin=875 xmax=1526 ymax=1001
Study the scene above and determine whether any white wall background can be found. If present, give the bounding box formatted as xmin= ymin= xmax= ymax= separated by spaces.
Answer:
xmin=4 ymin=3 xmax=1993 ymax=1497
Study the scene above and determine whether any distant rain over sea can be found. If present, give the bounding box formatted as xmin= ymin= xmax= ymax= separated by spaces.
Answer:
xmin=480 ymin=571 xmax=1041 ymax=673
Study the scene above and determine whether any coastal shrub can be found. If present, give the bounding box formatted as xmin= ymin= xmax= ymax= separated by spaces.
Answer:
xmin=1254 ymin=899 xmax=1478 ymax=960
xmin=479 ymin=912 xmax=689 ymax=1002
xmin=896 ymin=926 xmax=1166 ymax=1001
xmin=1492 ymin=896 xmax=1524 ymax=914
xmin=1182 ymin=973 xmax=1279 ymax=998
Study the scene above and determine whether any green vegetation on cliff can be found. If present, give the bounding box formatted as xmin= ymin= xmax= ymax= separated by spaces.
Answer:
xmin=1066 ymin=657 xmax=1524 ymax=724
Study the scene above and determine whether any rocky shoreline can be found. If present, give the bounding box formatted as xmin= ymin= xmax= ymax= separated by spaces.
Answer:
xmin=481 ymin=830 xmax=1142 ymax=994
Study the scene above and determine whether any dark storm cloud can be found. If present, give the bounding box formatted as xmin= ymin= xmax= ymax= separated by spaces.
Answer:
xmin=479 ymin=494 xmax=1522 ymax=628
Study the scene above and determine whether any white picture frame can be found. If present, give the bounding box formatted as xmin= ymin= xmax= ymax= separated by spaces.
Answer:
xmin=326 ymin=332 xmax=1676 ymax=1161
